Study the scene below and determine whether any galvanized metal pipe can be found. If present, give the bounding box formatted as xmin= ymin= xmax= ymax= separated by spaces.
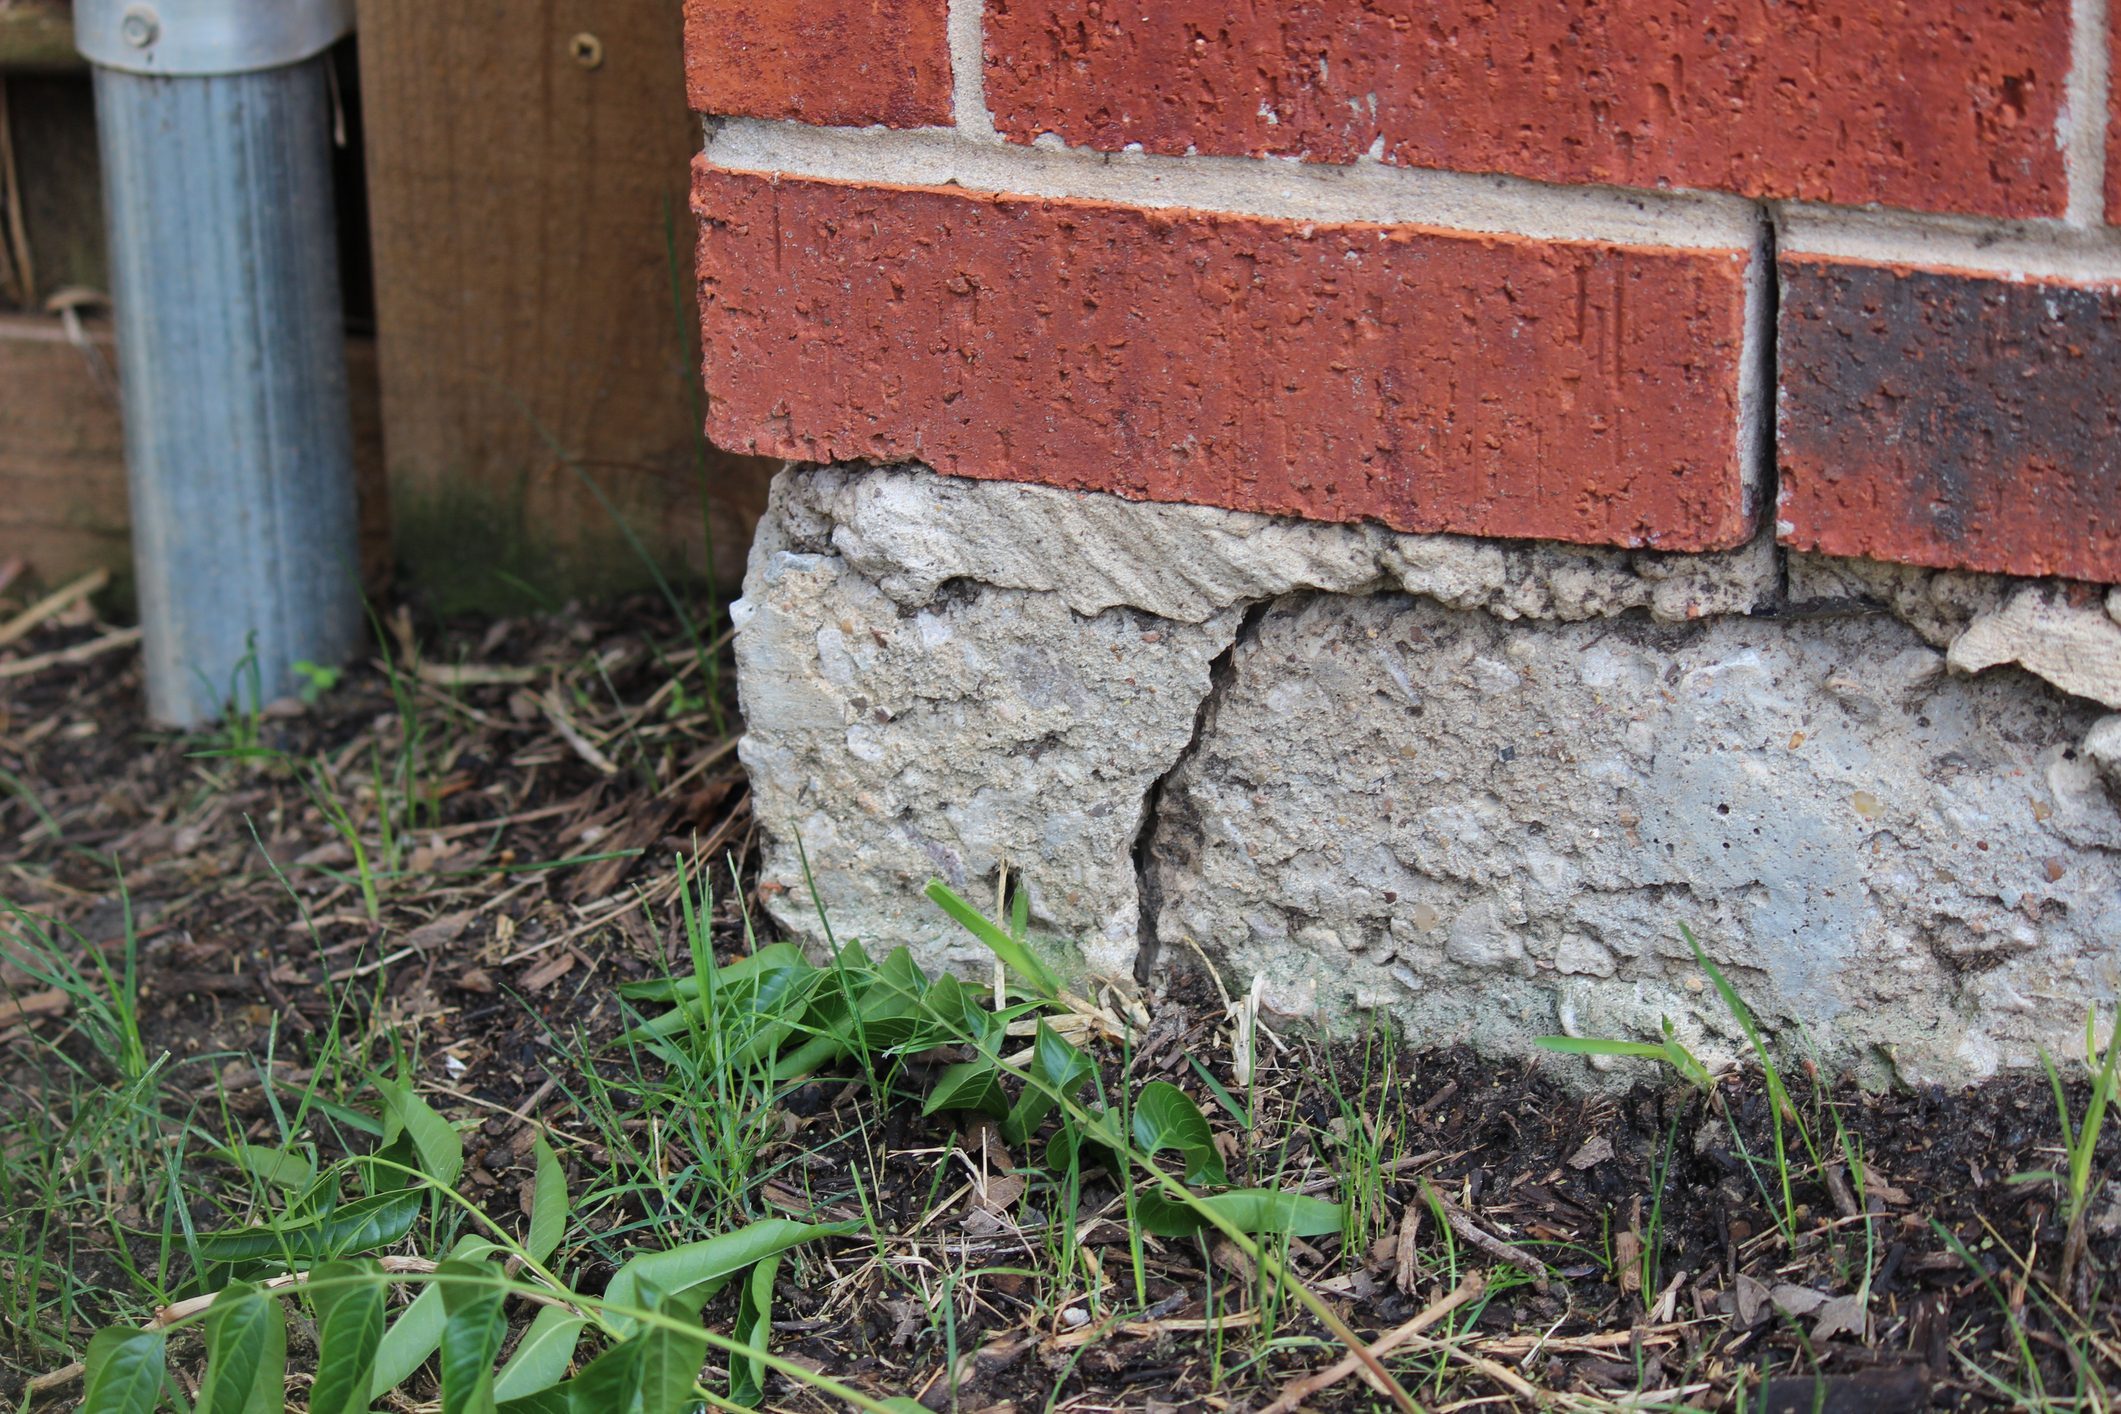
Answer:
xmin=79 ymin=0 xmax=359 ymax=725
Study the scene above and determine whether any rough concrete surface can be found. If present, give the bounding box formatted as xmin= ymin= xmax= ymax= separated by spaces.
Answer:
xmin=1149 ymin=594 xmax=2119 ymax=1085
xmin=735 ymin=465 xmax=2121 ymax=1083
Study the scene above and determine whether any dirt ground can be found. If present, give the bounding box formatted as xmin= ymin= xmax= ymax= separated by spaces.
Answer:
xmin=1 ymin=580 xmax=2115 ymax=1411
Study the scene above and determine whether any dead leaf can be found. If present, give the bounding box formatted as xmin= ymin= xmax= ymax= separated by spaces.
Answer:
xmin=0 ymin=988 xmax=68 ymax=1026
xmin=977 ymin=1173 xmax=1028 ymax=1214
xmin=1734 ymin=1272 xmax=1772 ymax=1327
xmin=1811 ymin=1293 xmax=1868 ymax=1342
xmin=521 ymin=952 xmax=577 ymax=991
xmin=403 ymin=911 xmax=473 ymax=952
xmin=1770 ymin=1283 xmax=1829 ymax=1318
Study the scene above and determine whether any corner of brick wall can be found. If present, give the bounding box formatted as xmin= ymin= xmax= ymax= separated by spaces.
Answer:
xmin=686 ymin=0 xmax=2121 ymax=583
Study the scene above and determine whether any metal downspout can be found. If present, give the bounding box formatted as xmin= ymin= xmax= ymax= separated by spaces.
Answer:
xmin=77 ymin=0 xmax=360 ymax=726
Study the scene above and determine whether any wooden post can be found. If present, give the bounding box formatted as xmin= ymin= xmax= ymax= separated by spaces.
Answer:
xmin=354 ymin=0 xmax=775 ymax=610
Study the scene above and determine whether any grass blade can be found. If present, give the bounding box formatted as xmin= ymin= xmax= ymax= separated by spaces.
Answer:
xmin=924 ymin=880 xmax=1060 ymax=997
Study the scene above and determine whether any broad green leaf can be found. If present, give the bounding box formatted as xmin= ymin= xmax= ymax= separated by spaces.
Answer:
xmin=637 ymin=1280 xmax=711 ymax=1414
xmin=603 ymin=1220 xmax=850 ymax=1339
xmin=308 ymin=1260 xmax=386 ymax=1414
xmin=496 ymin=1391 xmax=573 ymax=1414
xmin=1001 ymin=1022 xmax=1092 ymax=1147
xmin=852 ymin=948 xmax=934 ymax=1048
xmin=768 ymin=1029 xmax=849 ymax=1081
xmin=195 ymin=1186 xmax=422 ymax=1263
xmin=623 ymin=953 xmax=819 ymax=1045
xmin=925 ymin=880 xmax=1060 ymax=997
xmin=565 ymin=1334 xmax=646 ymax=1414
xmin=528 ymin=1136 xmax=568 ymax=1265
xmin=198 ymin=1282 xmax=286 ymax=1414
xmin=81 ymin=1328 xmax=164 ymax=1414
xmin=371 ymin=1238 xmax=503 ymax=1398
xmin=377 ymin=1080 xmax=466 ymax=1188
xmin=729 ymin=1253 xmax=782 ymax=1407
xmin=616 ymin=944 xmax=809 ymax=1000
xmin=1131 ymin=1081 xmax=1226 ymax=1186
xmin=439 ymin=1261 xmax=509 ymax=1414
xmin=493 ymin=1305 xmax=588 ymax=1400
xmin=1132 ymin=1189 xmax=1344 ymax=1238
xmin=211 ymin=1143 xmax=317 ymax=1192
xmin=921 ymin=1060 xmax=1010 ymax=1119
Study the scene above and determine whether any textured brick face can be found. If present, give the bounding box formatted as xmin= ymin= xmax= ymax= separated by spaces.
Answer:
xmin=1778 ymin=259 xmax=2121 ymax=582
xmin=2110 ymin=13 xmax=2121 ymax=225
xmin=693 ymin=162 xmax=1757 ymax=551
xmin=683 ymin=0 xmax=951 ymax=127
xmin=985 ymin=0 xmax=2071 ymax=219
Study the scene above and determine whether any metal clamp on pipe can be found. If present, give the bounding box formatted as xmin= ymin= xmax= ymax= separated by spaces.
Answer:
xmin=75 ymin=0 xmax=352 ymax=76
xmin=78 ymin=0 xmax=362 ymax=725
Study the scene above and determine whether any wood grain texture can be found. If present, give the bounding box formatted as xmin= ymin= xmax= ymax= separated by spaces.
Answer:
xmin=0 ymin=0 xmax=79 ymax=72
xmin=0 ymin=315 xmax=389 ymax=588
xmin=355 ymin=0 xmax=773 ymax=603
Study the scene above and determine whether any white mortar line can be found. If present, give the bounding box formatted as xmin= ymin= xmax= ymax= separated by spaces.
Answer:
xmin=2064 ymin=0 xmax=2112 ymax=227
xmin=947 ymin=0 xmax=997 ymax=141
xmin=1776 ymin=202 xmax=2121 ymax=284
xmin=706 ymin=118 xmax=1764 ymax=250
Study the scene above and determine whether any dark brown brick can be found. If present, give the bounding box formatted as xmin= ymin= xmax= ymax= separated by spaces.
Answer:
xmin=984 ymin=0 xmax=2071 ymax=219
xmin=693 ymin=161 xmax=1759 ymax=551
xmin=1778 ymin=257 xmax=2121 ymax=581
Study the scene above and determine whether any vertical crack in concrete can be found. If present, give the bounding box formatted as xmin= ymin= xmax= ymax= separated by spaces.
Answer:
xmin=1131 ymin=598 xmax=1274 ymax=984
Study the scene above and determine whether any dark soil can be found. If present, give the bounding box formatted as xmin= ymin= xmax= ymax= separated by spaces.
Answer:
xmin=1 ymin=584 xmax=2115 ymax=1410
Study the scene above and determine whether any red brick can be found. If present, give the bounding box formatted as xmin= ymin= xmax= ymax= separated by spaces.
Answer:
xmin=2109 ymin=14 xmax=2120 ymax=225
xmin=693 ymin=162 xmax=1757 ymax=551
xmin=985 ymin=0 xmax=2070 ymax=220
xmin=1777 ymin=257 xmax=2121 ymax=581
xmin=683 ymin=0 xmax=951 ymax=128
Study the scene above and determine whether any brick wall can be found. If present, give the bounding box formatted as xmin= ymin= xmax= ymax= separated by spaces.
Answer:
xmin=685 ymin=0 xmax=2119 ymax=582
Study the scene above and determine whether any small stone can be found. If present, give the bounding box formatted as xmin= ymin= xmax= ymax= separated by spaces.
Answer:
xmin=1554 ymin=935 xmax=1616 ymax=977
xmin=1949 ymin=586 xmax=2121 ymax=709
xmin=2086 ymin=716 xmax=2121 ymax=788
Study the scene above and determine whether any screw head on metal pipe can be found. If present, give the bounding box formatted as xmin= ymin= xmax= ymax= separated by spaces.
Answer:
xmin=118 ymin=5 xmax=160 ymax=48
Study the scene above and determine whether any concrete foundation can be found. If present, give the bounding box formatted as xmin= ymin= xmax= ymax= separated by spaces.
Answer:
xmin=734 ymin=465 xmax=2121 ymax=1085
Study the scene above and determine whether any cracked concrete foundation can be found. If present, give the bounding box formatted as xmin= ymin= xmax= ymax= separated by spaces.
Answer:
xmin=733 ymin=465 xmax=2121 ymax=1084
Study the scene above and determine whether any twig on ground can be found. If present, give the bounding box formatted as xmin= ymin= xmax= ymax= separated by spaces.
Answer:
xmin=0 ymin=568 xmax=106 ymax=651
xmin=1260 ymin=1273 xmax=1484 ymax=1414
xmin=0 ymin=626 xmax=142 ymax=680
xmin=1424 ymin=1179 xmax=1551 ymax=1295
